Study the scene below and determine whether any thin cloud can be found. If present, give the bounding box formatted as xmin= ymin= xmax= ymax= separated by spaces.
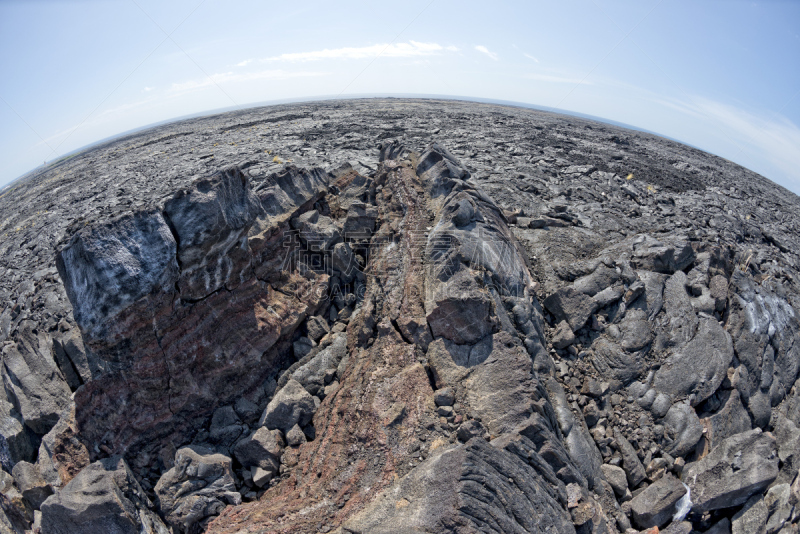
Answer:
xmin=169 ymin=69 xmax=326 ymax=93
xmin=236 ymin=59 xmax=253 ymax=67
xmin=143 ymin=86 xmax=154 ymax=92
xmin=524 ymin=53 xmax=539 ymax=63
xmin=258 ymin=41 xmax=458 ymax=62
xmin=475 ymin=45 xmax=498 ymax=61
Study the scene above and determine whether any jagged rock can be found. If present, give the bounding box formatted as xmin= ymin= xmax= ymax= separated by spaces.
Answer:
xmin=552 ymin=320 xmax=576 ymax=349
xmin=543 ymin=287 xmax=599 ymax=332
xmin=629 ymin=474 xmax=687 ymax=529
xmin=1 ymin=326 xmax=71 ymax=435
xmin=40 ymin=457 xmax=168 ymax=534
xmin=342 ymin=438 xmax=576 ymax=534
xmin=208 ymin=406 xmax=247 ymax=449
xmin=630 ymin=235 xmax=695 ymax=274
xmin=35 ymin=404 xmax=90 ymax=490
xmin=0 ymin=400 xmax=32 ymax=466
xmin=55 ymin=208 xmax=179 ymax=341
xmin=685 ymin=429 xmax=779 ymax=513
xmin=330 ymin=241 xmax=357 ymax=280
xmin=614 ymin=428 xmax=646 ymax=488
xmin=163 ymin=166 xmax=262 ymax=299
xmin=11 ymin=462 xmax=51 ymax=510
xmin=705 ymin=518 xmax=732 ymax=534
xmin=342 ymin=201 xmax=377 ymax=238
xmin=291 ymin=333 xmax=346 ymax=396
xmin=233 ymin=427 xmax=283 ymax=472
xmin=764 ymin=483 xmax=793 ymax=534
xmin=662 ymin=521 xmax=693 ymax=534
xmin=707 ymin=389 xmax=752 ymax=446
xmin=732 ymin=494 xmax=768 ymax=534
xmin=55 ymin=165 xmax=329 ymax=455
xmin=259 ymin=379 xmax=316 ymax=432
xmin=601 ymin=463 xmax=628 ymax=496
xmin=305 ymin=315 xmax=330 ymax=342
xmin=255 ymin=164 xmax=328 ymax=225
xmin=154 ymin=446 xmax=241 ymax=532
xmin=4 ymin=101 xmax=800 ymax=534
xmin=291 ymin=209 xmax=341 ymax=251
xmin=0 ymin=471 xmax=32 ymax=532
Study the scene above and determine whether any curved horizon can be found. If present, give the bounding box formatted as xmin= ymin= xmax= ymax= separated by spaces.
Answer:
xmin=2 ymin=1 xmax=798 ymax=193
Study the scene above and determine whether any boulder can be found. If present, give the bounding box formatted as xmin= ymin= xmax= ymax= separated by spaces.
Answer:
xmin=591 ymin=338 xmax=643 ymax=385
xmin=233 ymin=427 xmax=283 ymax=472
xmin=1 ymin=327 xmax=71 ymax=435
xmin=0 ymin=400 xmax=32 ymax=466
xmin=208 ymin=406 xmax=247 ymax=449
xmin=35 ymin=404 xmax=91 ymax=490
xmin=552 ymin=320 xmax=576 ymax=349
xmin=613 ymin=428 xmax=646 ymax=488
xmin=629 ymin=474 xmax=687 ymax=529
xmin=600 ymin=464 xmax=628 ymax=497
xmin=543 ymin=287 xmax=599 ymax=332
xmin=291 ymin=334 xmax=346 ymax=396
xmin=55 ymin=209 xmax=179 ymax=340
xmin=154 ymin=446 xmax=241 ymax=532
xmin=653 ymin=316 xmax=733 ymax=406
xmin=342 ymin=202 xmax=377 ymax=238
xmin=285 ymin=424 xmax=307 ymax=447
xmin=630 ymin=235 xmax=695 ymax=274
xmin=11 ymin=462 xmax=51 ymax=510
xmin=764 ymin=483 xmax=792 ymax=534
xmin=572 ymin=266 xmax=621 ymax=297
xmin=663 ymin=403 xmax=704 ymax=457
xmin=331 ymin=242 xmax=358 ymax=280
xmin=731 ymin=494 xmax=768 ymax=534
xmin=425 ymin=269 xmax=496 ymax=345
xmin=433 ymin=387 xmax=455 ymax=407
xmin=685 ymin=429 xmax=779 ymax=513
xmin=305 ymin=316 xmax=330 ymax=342
xmin=259 ymin=379 xmax=317 ymax=432
xmin=40 ymin=457 xmax=168 ymax=534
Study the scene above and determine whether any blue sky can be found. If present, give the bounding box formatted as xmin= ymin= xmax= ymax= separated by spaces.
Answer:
xmin=1 ymin=0 xmax=799 ymax=193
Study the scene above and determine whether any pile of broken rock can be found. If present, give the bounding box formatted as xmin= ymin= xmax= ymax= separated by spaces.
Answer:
xmin=0 ymin=101 xmax=798 ymax=534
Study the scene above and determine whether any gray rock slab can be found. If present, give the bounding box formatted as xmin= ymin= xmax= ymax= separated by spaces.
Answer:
xmin=685 ymin=429 xmax=779 ymax=513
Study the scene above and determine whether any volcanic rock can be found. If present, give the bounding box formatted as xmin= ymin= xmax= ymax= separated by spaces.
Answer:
xmin=1 ymin=98 xmax=800 ymax=533
xmin=684 ymin=429 xmax=779 ymax=513
xmin=154 ymin=446 xmax=241 ymax=532
xmin=629 ymin=474 xmax=687 ymax=529
xmin=40 ymin=457 xmax=168 ymax=534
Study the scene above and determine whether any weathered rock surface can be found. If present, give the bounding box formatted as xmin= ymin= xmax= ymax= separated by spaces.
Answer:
xmin=629 ymin=474 xmax=687 ymax=529
xmin=1 ymin=99 xmax=799 ymax=533
xmin=343 ymin=437 xmax=576 ymax=534
xmin=40 ymin=457 xmax=168 ymax=534
xmin=684 ymin=429 xmax=779 ymax=513
xmin=154 ymin=446 xmax=241 ymax=532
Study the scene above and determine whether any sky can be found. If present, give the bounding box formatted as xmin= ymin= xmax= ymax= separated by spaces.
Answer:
xmin=1 ymin=0 xmax=799 ymax=193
